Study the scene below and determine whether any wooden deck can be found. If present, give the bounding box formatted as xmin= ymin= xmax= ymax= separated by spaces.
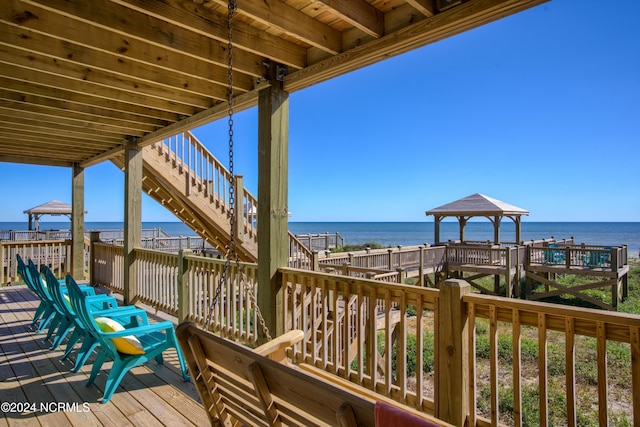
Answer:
xmin=0 ymin=285 xmax=209 ymax=427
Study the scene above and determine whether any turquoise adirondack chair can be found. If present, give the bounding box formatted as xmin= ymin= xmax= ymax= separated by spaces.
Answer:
xmin=42 ymin=266 xmax=146 ymax=367
xmin=27 ymin=260 xmax=99 ymax=341
xmin=545 ymin=244 xmax=566 ymax=264
xmin=65 ymin=275 xmax=190 ymax=403
xmin=19 ymin=255 xmax=97 ymax=333
xmin=16 ymin=254 xmax=51 ymax=329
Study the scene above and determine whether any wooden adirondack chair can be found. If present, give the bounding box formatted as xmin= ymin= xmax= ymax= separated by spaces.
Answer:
xmin=176 ymin=322 xmax=453 ymax=427
xmin=43 ymin=266 xmax=147 ymax=371
xmin=66 ymin=274 xmax=190 ymax=403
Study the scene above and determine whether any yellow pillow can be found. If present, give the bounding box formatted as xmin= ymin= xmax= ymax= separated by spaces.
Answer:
xmin=63 ymin=293 xmax=72 ymax=309
xmin=94 ymin=317 xmax=145 ymax=355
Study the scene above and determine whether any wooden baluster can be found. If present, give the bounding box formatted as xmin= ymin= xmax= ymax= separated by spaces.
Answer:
xmin=538 ymin=313 xmax=548 ymax=427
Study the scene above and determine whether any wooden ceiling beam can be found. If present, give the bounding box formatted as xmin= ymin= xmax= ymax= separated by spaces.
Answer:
xmin=0 ymin=141 xmax=105 ymax=162
xmin=0 ymin=106 xmax=136 ymax=137
xmin=202 ymin=0 xmax=342 ymax=54
xmin=0 ymin=24 xmax=243 ymax=101
xmin=0 ymin=44 xmax=219 ymax=109
xmin=0 ymin=154 xmax=72 ymax=167
xmin=311 ymin=0 xmax=385 ymax=38
xmin=0 ymin=72 xmax=185 ymax=121
xmin=0 ymin=128 xmax=119 ymax=147
xmin=111 ymin=0 xmax=307 ymax=69
xmin=404 ymin=0 xmax=437 ymax=17
xmin=15 ymin=0 xmax=265 ymax=77
xmin=1 ymin=4 xmax=256 ymax=93
xmin=0 ymin=95 xmax=165 ymax=132
xmin=0 ymin=117 xmax=123 ymax=142
xmin=135 ymin=85 xmax=266 ymax=148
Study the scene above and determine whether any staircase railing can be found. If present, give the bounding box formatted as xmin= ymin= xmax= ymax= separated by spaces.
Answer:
xmin=152 ymin=131 xmax=259 ymax=238
xmin=151 ymin=131 xmax=313 ymax=267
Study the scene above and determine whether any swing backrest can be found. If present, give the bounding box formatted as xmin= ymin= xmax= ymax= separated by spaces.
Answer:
xmin=176 ymin=322 xmax=452 ymax=427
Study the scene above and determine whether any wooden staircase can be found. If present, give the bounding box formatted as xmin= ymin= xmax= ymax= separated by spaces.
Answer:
xmin=111 ymin=132 xmax=315 ymax=266
xmin=111 ymin=132 xmax=260 ymax=261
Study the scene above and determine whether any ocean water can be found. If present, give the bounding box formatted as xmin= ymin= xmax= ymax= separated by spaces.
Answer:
xmin=2 ymin=221 xmax=639 ymax=255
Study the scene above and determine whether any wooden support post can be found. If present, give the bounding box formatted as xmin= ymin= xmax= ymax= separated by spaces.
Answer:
xmin=124 ymin=139 xmax=142 ymax=305
xmin=178 ymin=249 xmax=192 ymax=323
xmin=257 ymin=67 xmax=289 ymax=342
xmin=437 ymin=278 xmax=470 ymax=426
xmin=71 ymin=163 xmax=85 ymax=279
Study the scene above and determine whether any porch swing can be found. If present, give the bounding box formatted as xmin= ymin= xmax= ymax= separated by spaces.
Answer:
xmin=176 ymin=4 xmax=451 ymax=427
xmin=201 ymin=0 xmax=274 ymax=344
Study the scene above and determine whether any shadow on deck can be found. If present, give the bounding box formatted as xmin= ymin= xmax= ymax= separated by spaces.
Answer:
xmin=0 ymin=285 xmax=208 ymax=427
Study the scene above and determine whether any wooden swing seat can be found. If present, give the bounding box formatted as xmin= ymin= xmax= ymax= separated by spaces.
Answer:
xmin=176 ymin=322 xmax=453 ymax=427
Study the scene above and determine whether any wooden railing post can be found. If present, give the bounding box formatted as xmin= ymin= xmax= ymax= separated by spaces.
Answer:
xmin=312 ymin=251 xmax=319 ymax=271
xmin=0 ymin=243 xmax=5 ymax=285
xmin=177 ymin=249 xmax=192 ymax=323
xmin=419 ymin=246 xmax=426 ymax=287
xmin=89 ymin=231 xmax=101 ymax=286
xmin=437 ymin=278 xmax=470 ymax=426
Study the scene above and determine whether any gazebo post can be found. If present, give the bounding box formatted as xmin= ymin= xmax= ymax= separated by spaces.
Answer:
xmin=492 ymin=215 xmax=501 ymax=245
xmin=434 ymin=215 xmax=441 ymax=245
xmin=458 ymin=216 xmax=468 ymax=242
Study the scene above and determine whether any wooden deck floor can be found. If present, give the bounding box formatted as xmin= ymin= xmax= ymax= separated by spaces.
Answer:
xmin=0 ymin=285 xmax=209 ymax=427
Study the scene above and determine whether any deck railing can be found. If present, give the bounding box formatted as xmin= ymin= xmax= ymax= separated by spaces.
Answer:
xmin=318 ymin=244 xmax=442 ymax=272
xmin=280 ymin=267 xmax=440 ymax=415
xmin=33 ymin=244 xmax=639 ymax=425
xmin=294 ymin=232 xmax=345 ymax=251
xmin=1 ymin=238 xmax=91 ymax=284
xmin=92 ymin=244 xmax=261 ymax=344
xmin=0 ymin=228 xmax=170 ymax=242
xmin=465 ymin=293 xmax=640 ymax=427
xmin=529 ymin=244 xmax=628 ymax=270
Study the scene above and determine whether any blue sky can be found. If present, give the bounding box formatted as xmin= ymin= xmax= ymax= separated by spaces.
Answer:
xmin=1 ymin=0 xmax=639 ymax=223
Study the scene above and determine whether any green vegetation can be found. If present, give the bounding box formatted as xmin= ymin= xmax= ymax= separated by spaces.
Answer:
xmin=331 ymin=242 xmax=390 ymax=253
xmin=376 ymin=329 xmax=436 ymax=378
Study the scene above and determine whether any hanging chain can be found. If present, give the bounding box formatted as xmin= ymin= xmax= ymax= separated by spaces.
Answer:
xmin=205 ymin=0 xmax=271 ymax=341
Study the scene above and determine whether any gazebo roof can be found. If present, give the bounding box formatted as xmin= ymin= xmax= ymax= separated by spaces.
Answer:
xmin=23 ymin=200 xmax=73 ymax=215
xmin=425 ymin=193 xmax=529 ymax=217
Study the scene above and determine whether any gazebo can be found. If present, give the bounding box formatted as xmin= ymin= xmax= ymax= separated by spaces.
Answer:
xmin=425 ymin=193 xmax=529 ymax=245
xmin=23 ymin=200 xmax=83 ymax=231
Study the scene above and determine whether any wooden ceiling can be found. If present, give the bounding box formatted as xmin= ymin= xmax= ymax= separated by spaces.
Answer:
xmin=0 ymin=0 xmax=547 ymax=168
